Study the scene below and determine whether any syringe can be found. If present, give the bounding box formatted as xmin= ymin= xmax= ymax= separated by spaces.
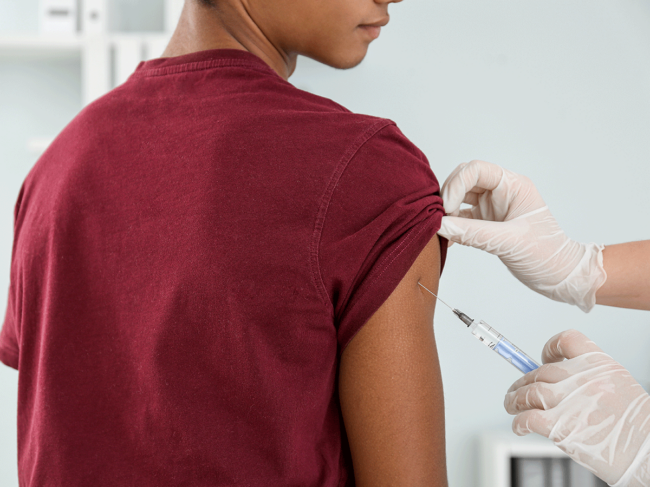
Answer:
xmin=418 ymin=282 xmax=540 ymax=374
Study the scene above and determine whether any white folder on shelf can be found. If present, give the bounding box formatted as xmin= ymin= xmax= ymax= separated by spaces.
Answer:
xmin=82 ymin=36 xmax=111 ymax=106
xmin=39 ymin=0 xmax=79 ymax=35
xmin=143 ymin=35 xmax=170 ymax=61
xmin=113 ymin=37 xmax=143 ymax=87
xmin=81 ymin=0 xmax=108 ymax=35
xmin=164 ymin=0 xmax=184 ymax=34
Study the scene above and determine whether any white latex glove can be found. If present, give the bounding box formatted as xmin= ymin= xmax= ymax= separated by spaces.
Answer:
xmin=505 ymin=330 xmax=650 ymax=486
xmin=438 ymin=160 xmax=607 ymax=312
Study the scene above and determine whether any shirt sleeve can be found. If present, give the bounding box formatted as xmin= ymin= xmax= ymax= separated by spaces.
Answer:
xmin=0 ymin=285 xmax=18 ymax=370
xmin=318 ymin=122 xmax=447 ymax=353
xmin=0 ymin=183 xmax=24 ymax=370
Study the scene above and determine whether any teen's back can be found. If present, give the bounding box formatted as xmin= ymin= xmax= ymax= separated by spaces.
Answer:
xmin=0 ymin=48 xmax=447 ymax=486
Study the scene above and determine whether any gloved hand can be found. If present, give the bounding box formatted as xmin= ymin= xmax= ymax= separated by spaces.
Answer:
xmin=438 ymin=160 xmax=607 ymax=312
xmin=505 ymin=330 xmax=650 ymax=487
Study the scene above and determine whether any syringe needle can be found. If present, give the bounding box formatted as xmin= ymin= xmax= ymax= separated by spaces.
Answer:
xmin=417 ymin=281 xmax=454 ymax=311
xmin=417 ymin=281 xmax=539 ymax=374
xmin=417 ymin=282 xmax=474 ymax=325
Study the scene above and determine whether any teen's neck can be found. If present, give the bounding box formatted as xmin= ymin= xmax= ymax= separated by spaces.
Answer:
xmin=161 ymin=1 xmax=297 ymax=80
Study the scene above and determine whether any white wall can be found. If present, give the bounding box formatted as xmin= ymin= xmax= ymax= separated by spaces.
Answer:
xmin=1 ymin=1 xmax=649 ymax=486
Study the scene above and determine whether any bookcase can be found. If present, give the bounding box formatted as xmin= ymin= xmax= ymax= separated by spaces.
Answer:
xmin=0 ymin=0 xmax=326 ymax=157
xmin=0 ymin=0 xmax=181 ymax=155
xmin=479 ymin=431 xmax=607 ymax=487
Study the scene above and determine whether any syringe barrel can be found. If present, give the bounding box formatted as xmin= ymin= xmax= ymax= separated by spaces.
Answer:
xmin=468 ymin=320 xmax=540 ymax=374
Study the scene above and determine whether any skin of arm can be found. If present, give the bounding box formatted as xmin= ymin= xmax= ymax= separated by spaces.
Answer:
xmin=339 ymin=235 xmax=447 ymax=487
xmin=596 ymin=240 xmax=650 ymax=310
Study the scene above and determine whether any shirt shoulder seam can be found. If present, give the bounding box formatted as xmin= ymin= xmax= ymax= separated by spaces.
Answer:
xmin=310 ymin=119 xmax=395 ymax=317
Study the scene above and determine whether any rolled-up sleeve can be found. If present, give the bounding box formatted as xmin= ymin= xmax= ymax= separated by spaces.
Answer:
xmin=318 ymin=123 xmax=447 ymax=353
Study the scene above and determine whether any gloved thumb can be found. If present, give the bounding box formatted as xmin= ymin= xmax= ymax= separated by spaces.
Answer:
xmin=438 ymin=215 xmax=516 ymax=255
xmin=541 ymin=329 xmax=604 ymax=364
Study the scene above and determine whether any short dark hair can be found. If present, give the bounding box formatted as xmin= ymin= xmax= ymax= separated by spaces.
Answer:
xmin=196 ymin=0 xmax=216 ymax=7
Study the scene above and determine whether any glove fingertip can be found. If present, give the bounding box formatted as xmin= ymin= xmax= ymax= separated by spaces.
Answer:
xmin=442 ymin=200 xmax=461 ymax=216
xmin=512 ymin=421 xmax=530 ymax=437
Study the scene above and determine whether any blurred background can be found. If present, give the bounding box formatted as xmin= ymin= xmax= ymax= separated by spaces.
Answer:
xmin=0 ymin=0 xmax=649 ymax=485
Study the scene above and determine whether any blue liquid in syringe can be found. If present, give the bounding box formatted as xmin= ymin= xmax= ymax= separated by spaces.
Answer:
xmin=465 ymin=317 xmax=540 ymax=374
xmin=493 ymin=337 xmax=539 ymax=374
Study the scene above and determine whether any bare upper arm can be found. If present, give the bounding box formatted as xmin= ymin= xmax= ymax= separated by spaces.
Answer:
xmin=339 ymin=234 xmax=447 ymax=487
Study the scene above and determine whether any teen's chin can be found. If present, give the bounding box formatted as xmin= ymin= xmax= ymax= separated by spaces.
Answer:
xmin=316 ymin=46 xmax=369 ymax=70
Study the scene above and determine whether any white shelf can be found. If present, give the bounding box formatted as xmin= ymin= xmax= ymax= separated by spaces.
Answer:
xmin=0 ymin=1 xmax=329 ymax=157
xmin=0 ymin=34 xmax=83 ymax=60
xmin=0 ymin=31 xmax=172 ymax=156
xmin=0 ymin=0 xmax=183 ymax=109
xmin=0 ymin=33 xmax=170 ymax=56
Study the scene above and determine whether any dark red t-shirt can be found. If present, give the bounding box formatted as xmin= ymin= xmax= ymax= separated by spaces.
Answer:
xmin=0 ymin=49 xmax=446 ymax=486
